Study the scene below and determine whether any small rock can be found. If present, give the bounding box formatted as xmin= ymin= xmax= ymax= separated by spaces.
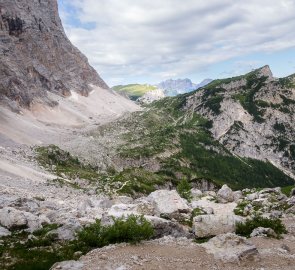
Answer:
xmin=191 ymin=188 xmax=203 ymax=200
xmin=233 ymin=191 xmax=243 ymax=202
xmin=270 ymin=210 xmax=282 ymax=219
xmin=0 ymin=226 xmax=11 ymax=237
xmin=280 ymin=244 xmax=291 ymax=253
xmin=50 ymin=260 xmax=84 ymax=270
xmin=247 ymin=192 xmax=259 ymax=201
xmin=250 ymin=227 xmax=277 ymax=238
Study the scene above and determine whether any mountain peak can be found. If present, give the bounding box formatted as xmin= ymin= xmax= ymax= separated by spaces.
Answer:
xmin=255 ymin=65 xmax=273 ymax=79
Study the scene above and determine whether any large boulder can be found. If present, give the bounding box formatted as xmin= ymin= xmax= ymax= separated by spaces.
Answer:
xmin=217 ymin=185 xmax=234 ymax=203
xmin=147 ymin=190 xmax=189 ymax=217
xmin=0 ymin=207 xmax=28 ymax=230
xmin=202 ymin=233 xmax=258 ymax=263
xmin=193 ymin=214 xmax=242 ymax=238
xmin=145 ymin=216 xmax=192 ymax=238
xmin=0 ymin=207 xmax=42 ymax=232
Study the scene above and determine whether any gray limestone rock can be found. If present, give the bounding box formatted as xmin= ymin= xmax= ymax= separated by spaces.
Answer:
xmin=217 ymin=184 xmax=234 ymax=203
xmin=0 ymin=0 xmax=108 ymax=110
xmin=0 ymin=225 xmax=11 ymax=236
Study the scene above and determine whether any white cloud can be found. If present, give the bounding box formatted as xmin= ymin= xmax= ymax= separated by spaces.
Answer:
xmin=59 ymin=0 xmax=295 ymax=85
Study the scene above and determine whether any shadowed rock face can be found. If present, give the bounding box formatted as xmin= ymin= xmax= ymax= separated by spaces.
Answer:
xmin=0 ymin=0 xmax=108 ymax=110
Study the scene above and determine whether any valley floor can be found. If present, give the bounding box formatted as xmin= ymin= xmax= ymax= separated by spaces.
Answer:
xmin=52 ymin=217 xmax=295 ymax=270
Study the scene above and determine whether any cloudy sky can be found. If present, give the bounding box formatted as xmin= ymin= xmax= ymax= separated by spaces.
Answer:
xmin=58 ymin=0 xmax=295 ymax=86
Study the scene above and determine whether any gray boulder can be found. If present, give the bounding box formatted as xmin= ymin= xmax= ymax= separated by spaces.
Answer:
xmin=0 ymin=207 xmax=41 ymax=231
xmin=217 ymin=185 xmax=234 ymax=203
xmin=233 ymin=191 xmax=243 ymax=202
xmin=202 ymin=233 xmax=258 ymax=263
xmin=146 ymin=216 xmax=192 ymax=238
xmin=147 ymin=190 xmax=189 ymax=217
xmin=191 ymin=188 xmax=203 ymax=200
xmin=193 ymin=214 xmax=243 ymax=238
xmin=250 ymin=227 xmax=277 ymax=238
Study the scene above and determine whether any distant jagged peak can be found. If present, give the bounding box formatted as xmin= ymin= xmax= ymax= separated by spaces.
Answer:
xmin=254 ymin=65 xmax=273 ymax=79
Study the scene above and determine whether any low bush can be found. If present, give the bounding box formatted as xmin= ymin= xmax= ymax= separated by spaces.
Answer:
xmin=236 ymin=215 xmax=287 ymax=238
xmin=77 ymin=215 xmax=154 ymax=248
xmin=177 ymin=179 xmax=192 ymax=202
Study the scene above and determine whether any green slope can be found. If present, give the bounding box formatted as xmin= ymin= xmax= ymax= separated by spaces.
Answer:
xmin=112 ymin=84 xmax=157 ymax=100
xmin=115 ymin=94 xmax=294 ymax=192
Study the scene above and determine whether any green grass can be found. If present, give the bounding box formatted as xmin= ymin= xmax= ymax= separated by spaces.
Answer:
xmin=111 ymin=168 xmax=167 ymax=197
xmin=281 ymin=185 xmax=295 ymax=196
xmin=177 ymin=178 xmax=192 ymax=202
xmin=0 ymin=216 xmax=153 ymax=270
xmin=112 ymin=84 xmax=158 ymax=99
xmin=36 ymin=145 xmax=100 ymax=182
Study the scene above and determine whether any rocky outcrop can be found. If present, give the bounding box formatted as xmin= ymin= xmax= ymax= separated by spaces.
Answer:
xmin=138 ymin=88 xmax=165 ymax=104
xmin=0 ymin=0 xmax=108 ymax=110
xmin=184 ymin=65 xmax=295 ymax=178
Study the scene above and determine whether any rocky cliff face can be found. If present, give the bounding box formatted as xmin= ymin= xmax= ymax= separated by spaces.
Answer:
xmin=184 ymin=66 xmax=295 ymax=178
xmin=0 ymin=0 xmax=108 ymax=111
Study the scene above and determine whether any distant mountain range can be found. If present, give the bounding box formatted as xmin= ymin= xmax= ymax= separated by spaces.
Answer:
xmin=157 ymin=78 xmax=212 ymax=96
xmin=112 ymin=78 xmax=212 ymax=102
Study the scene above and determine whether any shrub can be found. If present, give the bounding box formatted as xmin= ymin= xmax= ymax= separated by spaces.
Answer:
xmin=235 ymin=215 xmax=287 ymax=238
xmin=77 ymin=215 xmax=154 ymax=248
xmin=177 ymin=179 xmax=192 ymax=202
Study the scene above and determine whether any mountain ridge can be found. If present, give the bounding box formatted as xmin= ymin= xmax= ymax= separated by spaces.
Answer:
xmin=0 ymin=0 xmax=108 ymax=111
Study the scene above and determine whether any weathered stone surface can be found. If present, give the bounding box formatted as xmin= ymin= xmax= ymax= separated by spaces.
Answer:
xmin=0 ymin=207 xmax=43 ymax=232
xmin=0 ymin=225 xmax=11 ymax=236
xmin=217 ymin=184 xmax=234 ymax=203
xmin=250 ymin=227 xmax=277 ymax=238
xmin=50 ymin=260 xmax=84 ymax=270
xmin=147 ymin=190 xmax=189 ymax=216
xmin=191 ymin=188 xmax=203 ymax=200
xmin=247 ymin=192 xmax=259 ymax=201
xmin=202 ymin=233 xmax=259 ymax=263
xmin=0 ymin=207 xmax=28 ymax=230
xmin=193 ymin=214 xmax=242 ymax=238
xmin=145 ymin=216 xmax=191 ymax=238
xmin=0 ymin=0 xmax=108 ymax=110
xmin=233 ymin=190 xmax=244 ymax=202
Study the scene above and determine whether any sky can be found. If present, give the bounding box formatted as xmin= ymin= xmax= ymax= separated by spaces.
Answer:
xmin=58 ymin=0 xmax=295 ymax=86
